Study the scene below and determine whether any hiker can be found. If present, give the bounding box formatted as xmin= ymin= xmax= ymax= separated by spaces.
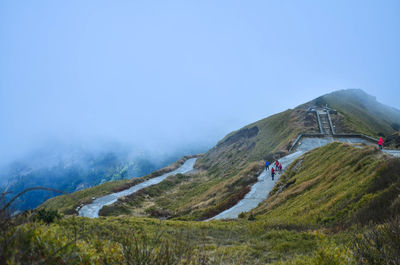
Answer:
xmin=271 ymin=167 xmax=275 ymax=181
xmin=378 ymin=137 xmax=383 ymax=150
xmin=275 ymin=160 xmax=279 ymax=170
xmin=278 ymin=163 xmax=282 ymax=173
xmin=265 ymin=160 xmax=270 ymax=170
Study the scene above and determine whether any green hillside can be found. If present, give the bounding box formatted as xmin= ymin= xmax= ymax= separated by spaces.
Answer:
xmin=250 ymin=142 xmax=400 ymax=226
xmin=196 ymin=108 xmax=318 ymax=171
xmin=320 ymin=89 xmax=400 ymax=136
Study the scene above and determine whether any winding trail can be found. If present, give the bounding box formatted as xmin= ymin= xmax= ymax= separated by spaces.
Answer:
xmin=211 ymin=137 xmax=400 ymax=220
xmin=79 ymin=158 xmax=197 ymax=218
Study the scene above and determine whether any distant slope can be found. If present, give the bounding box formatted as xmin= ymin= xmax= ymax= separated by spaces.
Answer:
xmin=318 ymin=89 xmax=400 ymax=136
xmin=2 ymin=151 xmax=157 ymax=213
xmin=40 ymin=155 xmax=197 ymax=214
xmin=250 ymin=142 xmax=400 ymax=226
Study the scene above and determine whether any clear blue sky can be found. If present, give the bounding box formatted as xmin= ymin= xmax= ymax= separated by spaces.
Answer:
xmin=1 ymin=0 xmax=399 ymax=163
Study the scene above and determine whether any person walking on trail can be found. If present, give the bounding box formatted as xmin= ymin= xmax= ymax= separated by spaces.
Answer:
xmin=271 ymin=167 xmax=275 ymax=181
xmin=265 ymin=160 xmax=270 ymax=170
xmin=378 ymin=137 xmax=383 ymax=150
xmin=278 ymin=163 xmax=282 ymax=173
xmin=275 ymin=160 xmax=279 ymax=170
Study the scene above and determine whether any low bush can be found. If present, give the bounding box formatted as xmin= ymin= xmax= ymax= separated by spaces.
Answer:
xmin=353 ymin=217 xmax=400 ymax=265
xmin=145 ymin=206 xmax=172 ymax=218
xmin=34 ymin=208 xmax=61 ymax=224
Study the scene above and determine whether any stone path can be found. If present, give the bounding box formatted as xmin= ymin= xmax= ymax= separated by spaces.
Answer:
xmin=210 ymin=137 xmax=399 ymax=220
xmin=383 ymin=149 xmax=400 ymax=157
xmin=209 ymin=150 xmax=304 ymax=220
xmin=79 ymin=158 xmax=197 ymax=218
xmin=318 ymin=111 xmax=333 ymax=135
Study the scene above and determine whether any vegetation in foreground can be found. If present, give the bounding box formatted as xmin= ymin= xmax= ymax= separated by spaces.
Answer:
xmin=0 ymin=210 xmax=343 ymax=264
xmin=3 ymin=142 xmax=400 ymax=264
xmin=3 ymin=210 xmax=400 ymax=265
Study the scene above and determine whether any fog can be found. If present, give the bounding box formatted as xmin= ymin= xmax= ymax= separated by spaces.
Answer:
xmin=1 ymin=0 xmax=400 ymax=167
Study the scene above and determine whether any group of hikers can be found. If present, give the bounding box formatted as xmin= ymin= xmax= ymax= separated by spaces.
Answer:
xmin=265 ymin=160 xmax=282 ymax=181
xmin=264 ymin=137 xmax=384 ymax=182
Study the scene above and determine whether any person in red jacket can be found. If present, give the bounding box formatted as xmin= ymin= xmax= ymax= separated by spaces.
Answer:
xmin=275 ymin=160 xmax=279 ymax=170
xmin=378 ymin=137 xmax=383 ymax=150
xmin=271 ymin=167 xmax=275 ymax=181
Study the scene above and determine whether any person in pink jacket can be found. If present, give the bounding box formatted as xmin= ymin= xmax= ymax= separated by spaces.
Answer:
xmin=378 ymin=137 xmax=383 ymax=150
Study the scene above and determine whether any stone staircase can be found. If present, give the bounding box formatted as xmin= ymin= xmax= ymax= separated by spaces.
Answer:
xmin=318 ymin=112 xmax=333 ymax=135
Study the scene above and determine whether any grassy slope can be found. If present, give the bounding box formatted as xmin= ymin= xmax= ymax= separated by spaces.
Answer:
xmin=251 ymin=142 xmax=400 ymax=227
xmin=196 ymin=108 xmax=318 ymax=172
xmin=100 ymin=161 xmax=265 ymax=220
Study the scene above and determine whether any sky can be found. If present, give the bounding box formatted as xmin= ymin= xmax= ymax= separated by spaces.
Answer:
xmin=1 ymin=0 xmax=399 ymax=164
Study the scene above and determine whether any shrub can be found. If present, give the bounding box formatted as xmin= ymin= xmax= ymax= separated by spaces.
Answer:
xmin=116 ymin=227 xmax=211 ymax=265
xmin=353 ymin=217 xmax=400 ymax=265
xmin=353 ymin=158 xmax=400 ymax=224
xmin=34 ymin=208 xmax=61 ymax=224
xmin=145 ymin=206 xmax=171 ymax=218
xmin=248 ymin=213 xmax=256 ymax=221
xmin=277 ymin=243 xmax=355 ymax=265
xmin=99 ymin=204 xmax=130 ymax=216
